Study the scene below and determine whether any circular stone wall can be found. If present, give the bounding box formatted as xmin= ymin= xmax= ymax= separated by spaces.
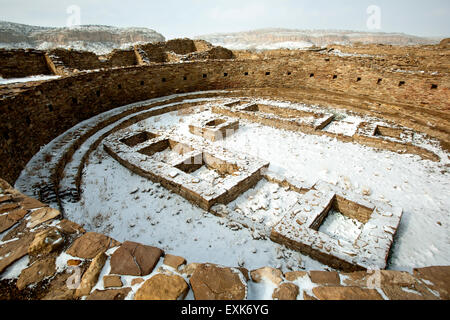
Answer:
xmin=0 ymin=54 xmax=449 ymax=300
xmin=14 ymin=92 xmax=450 ymax=272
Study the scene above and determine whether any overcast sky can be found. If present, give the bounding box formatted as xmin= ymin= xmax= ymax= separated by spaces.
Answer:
xmin=0 ymin=0 xmax=449 ymax=39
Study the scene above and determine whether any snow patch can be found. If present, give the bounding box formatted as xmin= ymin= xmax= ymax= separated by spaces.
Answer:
xmin=0 ymin=255 xmax=30 ymax=280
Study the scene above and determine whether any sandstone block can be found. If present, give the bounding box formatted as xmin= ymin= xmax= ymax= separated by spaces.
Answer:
xmin=309 ymin=271 xmax=341 ymax=286
xmin=103 ymin=275 xmax=123 ymax=288
xmin=284 ymin=271 xmax=308 ymax=282
xmin=381 ymin=285 xmax=428 ymax=300
xmin=17 ymin=256 xmax=56 ymax=290
xmin=27 ymin=207 xmax=60 ymax=229
xmin=0 ymin=233 xmax=35 ymax=274
xmin=75 ymin=251 xmax=108 ymax=298
xmin=272 ymin=283 xmax=299 ymax=300
xmin=190 ymin=264 xmax=247 ymax=300
xmin=379 ymin=270 xmax=418 ymax=288
xmin=28 ymin=227 xmax=64 ymax=256
xmin=86 ymin=288 xmax=131 ymax=300
xmin=109 ymin=241 xmax=163 ymax=276
xmin=0 ymin=195 xmax=12 ymax=203
xmin=181 ymin=263 xmax=201 ymax=277
xmin=340 ymin=271 xmax=369 ymax=287
xmin=67 ymin=259 xmax=82 ymax=266
xmin=163 ymin=254 xmax=186 ymax=270
xmin=0 ymin=179 xmax=12 ymax=190
xmin=0 ymin=208 xmax=28 ymax=233
xmin=14 ymin=195 xmax=47 ymax=210
xmin=56 ymin=219 xmax=86 ymax=235
xmin=134 ymin=273 xmax=189 ymax=300
xmin=66 ymin=232 xmax=119 ymax=259
xmin=131 ymin=278 xmax=145 ymax=286
xmin=0 ymin=202 xmax=19 ymax=214
xmin=303 ymin=292 xmax=317 ymax=300
xmin=312 ymin=286 xmax=383 ymax=300
xmin=413 ymin=266 xmax=450 ymax=300
xmin=250 ymin=267 xmax=283 ymax=286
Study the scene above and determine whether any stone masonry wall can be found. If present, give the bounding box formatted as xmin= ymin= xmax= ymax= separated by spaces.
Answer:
xmin=0 ymin=40 xmax=230 ymax=78
xmin=193 ymin=39 xmax=214 ymax=52
xmin=104 ymin=49 xmax=137 ymax=68
xmin=164 ymin=38 xmax=197 ymax=55
xmin=0 ymin=55 xmax=449 ymax=184
xmin=46 ymin=49 xmax=105 ymax=75
xmin=0 ymin=49 xmax=52 ymax=78
xmin=0 ymin=44 xmax=449 ymax=301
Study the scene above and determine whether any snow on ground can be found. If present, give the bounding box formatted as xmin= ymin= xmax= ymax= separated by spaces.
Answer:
xmin=225 ymin=179 xmax=303 ymax=236
xmin=319 ymin=210 xmax=363 ymax=243
xmin=191 ymin=166 xmax=223 ymax=185
xmin=64 ymin=149 xmax=323 ymax=272
xmin=322 ymin=116 xmax=362 ymax=136
xmin=324 ymin=49 xmax=382 ymax=58
xmin=62 ymin=101 xmax=450 ymax=272
xmin=1 ymin=256 xmax=30 ymax=280
xmin=206 ymin=41 xmax=314 ymax=51
xmin=0 ymin=75 xmax=60 ymax=85
xmin=253 ymin=41 xmax=314 ymax=50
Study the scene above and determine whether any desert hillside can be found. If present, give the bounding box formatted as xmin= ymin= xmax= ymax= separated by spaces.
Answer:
xmin=0 ymin=21 xmax=165 ymax=54
xmin=195 ymin=28 xmax=440 ymax=50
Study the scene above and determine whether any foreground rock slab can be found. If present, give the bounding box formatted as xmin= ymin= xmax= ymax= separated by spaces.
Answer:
xmin=103 ymin=275 xmax=123 ymax=288
xmin=309 ymin=271 xmax=341 ymax=286
xmin=109 ymin=241 xmax=163 ymax=276
xmin=250 ymin=267 xmax=283 ymax=286
xmin=413 ymin=266 xmax=450 ymax=299
xmin=66 ymin=232 xmax=119 ymax=259
xmin=16 ymin=256 xmax=56 ymax=290
xmin=190 ymin=264 xmax=247 ymax=300
xmin=86 ymin=288 xmax=131 ymax=300
xmin=0 ymin=233 xmax=35 ymax=273
xmin=313 ymin=286 xmax=383 ymax=300
xmin=134 ymin=273 xmax=189 ymax=300
xmin=28 ymin=227 xmax=64 ymax=256
xmin=163 ymin=254 xmax=186 ymax=270
xmin=0 ymin=208 xmax=28 ymax=233
xmin=75 ymin=252 xmax=108 ymax=298
xmin=27 ymin=207 xmax=60 ymax=229
xmin=272 ymin=283 xmax=300 ymax=300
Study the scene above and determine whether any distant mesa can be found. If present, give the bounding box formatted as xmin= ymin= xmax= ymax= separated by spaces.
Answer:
xmin=194 ymin=28 xmax=441 ymax=50
xmin=0 ymin=20 xmax=165 ymax=55
xmin=1 ymin=22 xmax=445 ymax=54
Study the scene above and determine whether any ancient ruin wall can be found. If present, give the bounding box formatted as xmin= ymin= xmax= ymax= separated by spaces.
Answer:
xmin=0 ymin=49 xmax=52 ymax=78
xmin=163 ymin=38 xmax=197 ymax=54
xmin=0 ymin=48 xmax=140 ymax=78
xmin=0 ymin=57 xmax=449 ymax=184
xmin=193 ymin=39 xmax=214 ymax=52
xmin=105 ymin=49 xmax=137 ymax=68
xmin=134 ymin=43 xmax=167 ymax=64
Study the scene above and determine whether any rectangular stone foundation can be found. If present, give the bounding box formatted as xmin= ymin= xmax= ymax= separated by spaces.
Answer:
xmin=353 ymin=122 xmax=439 ymax=161
xmin=213 ymin=100 xmax=439 ymax=162
xmin=104 ymin=127 xmax=269 ymax=211
xmin=189 ymin=116 xmax=239 ymax=142
xmin=270 ymin=181 xmax=403 ymax=271
xmin=212 ymin=102 xmax=335 ymax=134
